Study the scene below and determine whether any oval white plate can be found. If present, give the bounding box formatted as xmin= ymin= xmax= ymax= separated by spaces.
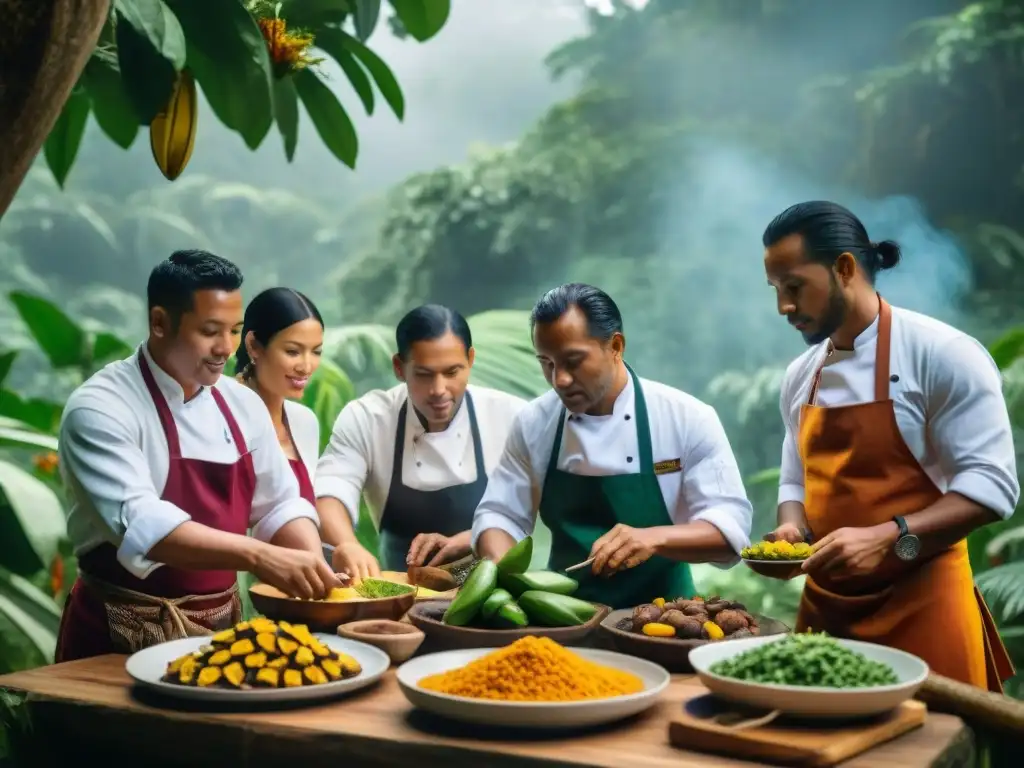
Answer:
xmin=689 ymin=635 xmax=928 ymax=719
xmin=396 ymin=647 xmax=669 ymax=728
xmin=126 ymin=633 xmax=390 ymax=703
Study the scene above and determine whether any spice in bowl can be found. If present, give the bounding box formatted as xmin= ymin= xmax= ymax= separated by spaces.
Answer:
xmin=418 ymin=635 xmax=644 ymax=701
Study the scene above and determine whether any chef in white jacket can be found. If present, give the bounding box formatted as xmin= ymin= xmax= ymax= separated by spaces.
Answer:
xmin=315 ymin=305 xmax=526 ymax=577
xmin=56 ymin=250 xmax=339 ymax=662
xmin=472 ymin=283 xmax=753 ymax=609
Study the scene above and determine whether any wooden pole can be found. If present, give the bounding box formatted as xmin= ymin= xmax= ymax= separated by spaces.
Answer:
xmin=0 ymin=0 xmax=110 ymax=218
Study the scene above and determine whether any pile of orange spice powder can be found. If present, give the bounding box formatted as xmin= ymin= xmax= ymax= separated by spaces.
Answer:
xmin=417 ymin=636 xmax=645 ymax=702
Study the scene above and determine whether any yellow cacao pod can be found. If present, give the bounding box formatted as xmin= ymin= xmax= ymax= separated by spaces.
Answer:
xmin=149 ymin=69 xmax=197 ymax=181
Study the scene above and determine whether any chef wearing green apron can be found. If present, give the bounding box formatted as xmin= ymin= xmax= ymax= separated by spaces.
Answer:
xmin=472 ymin=284 xmax=753 ymax=609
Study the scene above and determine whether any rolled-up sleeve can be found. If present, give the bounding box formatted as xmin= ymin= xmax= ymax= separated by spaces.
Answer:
xmin=678 ymin=404 xmax=753 ymax=567
xmin=927 ymin=337 xmax=1020 ymax=518
xmin=248 ymin=407 xmax=319 ymax=542
xmin=314 ymin=402 xmax=371 ymax=527
xmin=471 ymin=414 xmax=538 ymax=550
xmin=59 ymin=407 xmax=191 ymax=579
xmin=777 ymin=373 xmax=805 ymax=505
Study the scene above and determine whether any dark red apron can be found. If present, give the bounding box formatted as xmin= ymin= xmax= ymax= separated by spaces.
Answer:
xmin=289 ymin=458 xmax=315 ymax=505
xmin=55 ymin=351 xmax=257 ymax=662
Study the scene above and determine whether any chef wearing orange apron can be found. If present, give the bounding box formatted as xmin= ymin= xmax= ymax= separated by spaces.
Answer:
xmin=762 ymin=201 xmax=1017 ymax=691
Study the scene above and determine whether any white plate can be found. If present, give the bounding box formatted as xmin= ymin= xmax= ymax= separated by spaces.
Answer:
xmin=126 ymin=633 xmax=390 ymax=703
xmin=396 ymin=647 xmax=669 ymax=728
xmin=688 ymin=635 xmax=928 ymax=719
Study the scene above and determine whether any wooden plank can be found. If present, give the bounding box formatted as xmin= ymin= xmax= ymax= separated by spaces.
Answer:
xmin=0 ymin=657 xmax=972 ymax=768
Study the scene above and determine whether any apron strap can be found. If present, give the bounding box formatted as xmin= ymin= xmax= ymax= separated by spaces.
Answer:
xmin=138 ymin=349 xmax=183 ymax=459
xmin=463 ymin=391 xmax=486 ymax=478
xmin=210 ymin=386 xmax=249 ymax=459
xmin=806 ymin=294 xmax=893 ymax=406
xmin=545 ymin=363 xmax=654 ymax=473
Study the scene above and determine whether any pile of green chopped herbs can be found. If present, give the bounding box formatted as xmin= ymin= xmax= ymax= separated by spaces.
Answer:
xmin=710 ymin=632 xmax=900 ymax=688
xmin=353 ymin=579 xmax=415 ymax=599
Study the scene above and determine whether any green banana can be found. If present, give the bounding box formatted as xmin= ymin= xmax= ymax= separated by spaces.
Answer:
xmin=498 ymin=570 xmax=578 ymax=598
xmin=479 ymin=588 xmax=514 ymax=620
xmin=518 ymin=590 xmax=599 ymax=627
xmin=494 ymin=600 xmax=529 ymax=629
xmin=496 ymin=536 xmax=534 ymax=575
xmin=442 ymin=559 xmax=498 ymax=626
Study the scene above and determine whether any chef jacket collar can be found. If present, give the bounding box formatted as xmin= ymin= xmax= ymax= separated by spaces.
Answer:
xmin=139 ymin=342 xmax=209 ymax=407
xmin=408 ymin=392 xmax=469 ymax=438
xmin=567 ymin=368 xmax=634 ymax=422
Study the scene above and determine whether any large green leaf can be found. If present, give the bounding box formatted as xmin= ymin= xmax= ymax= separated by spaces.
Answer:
xmin=0 ymin=565 xmax=61 ymax=663
xmin=975 ymin=561 xmax=1024 ymax=625
xmin=166 ymin=0 xmax=274 ymax=150
xmin=43 ymin=90 xmax=91 ymax=189
xmin=352 ymin=0 xmax=382 ymax=41
xmin=0 ymin=461 xmax=67 ymax=576
xmin=989 ymin=328 xmax=1024 ymax=371
xmin=301 ymin=359 xmax=357 ymax=452
xmin=0 ymin=350 xmax=15 ymax=389
xmin=8 ymin=291 xmax=87 ymax=370
xmin=313 ymin=28 xmax=404 ymax=119
xmin=278 ymin=0 xmax=352 ymax=29
xmin=746 ymin=467 xmax=782 ymax=489
xmin=92 ymin=331 xmax=135 ymax=368
xmin=0 ymin=393 xmax=63 ymax=436
xmin=388 ymin=0 xmax=451 ymax=42
xmin=273 ymin=76 xmax=300 ymax=162
xmin=0 ymin=418 xmax=59 ymax=453
xmin=82 ymin=54 xmax=141 ymax=149
xmin=294 ymin=68 xmax=358 ymax=168
xmin=113 ymin=0 xmax=184 ymax=124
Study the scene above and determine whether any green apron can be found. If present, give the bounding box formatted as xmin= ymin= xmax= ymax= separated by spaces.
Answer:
xmin=539 ymin=366 xmax=696 ymax=610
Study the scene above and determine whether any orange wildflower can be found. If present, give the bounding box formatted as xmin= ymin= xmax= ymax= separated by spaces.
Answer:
xmin=33 ymin=451 xmax=58 ymax=475
xmin=256 ymin=17 xmax=321 ymax=78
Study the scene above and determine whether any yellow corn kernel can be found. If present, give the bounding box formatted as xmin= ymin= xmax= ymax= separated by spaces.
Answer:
xmin=652 ymin=597 xmax=666 ymax=609
xmin=703 ymin=621 xmax=725 ymax=640
xmin=641 ymin=622 xmax=676 ymax=638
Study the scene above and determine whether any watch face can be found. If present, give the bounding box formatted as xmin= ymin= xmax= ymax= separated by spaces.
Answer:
xmin=895 ymin=534 xmax=921 ymax=562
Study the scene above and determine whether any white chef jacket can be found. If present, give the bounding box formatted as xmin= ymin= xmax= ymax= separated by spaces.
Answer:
xmin=59 ymin=344 xmax=320 ymax=580
xmin=778 ymin=305 xmax=1020 ymax=518
xmin=315 ymin=384 xmax=527 ymax=528
xmin=283 ymin=399 xmax=320 ymax=481
xmin=470 ymin=374 xmax=754 ymax=566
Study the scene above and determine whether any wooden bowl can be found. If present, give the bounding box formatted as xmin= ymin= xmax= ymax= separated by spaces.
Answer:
xmin=248 ymin=582 xmax=417 ymax=632
xmin=337 ymin=619 xmax=425 ymax=664
xmin=742 ymin=558 xmax=806 ymax=580
xmin=597 ymin=609 xmax=790 ymax=673
xmin=405 ymin=599 xmax=611 ymax=650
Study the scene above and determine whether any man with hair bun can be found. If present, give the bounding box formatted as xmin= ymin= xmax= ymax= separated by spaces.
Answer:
xmin=762 ymin=200 xmax=1017 ymax=691
xmin=472 ymin=283 xmax=753 ymax=610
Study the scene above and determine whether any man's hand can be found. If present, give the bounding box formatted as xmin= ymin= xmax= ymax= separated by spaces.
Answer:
xmin=801 ymin=524 xmax=898 ymax=579
xmin=407 ymin=530 xmax=472 ymax=568
xmin=253 ymin=544 xmax=342 ymax=600
xmin=590 ymin=524 xmax=664 ymax=576
xmin=764 ymin=522 xmax=806 ymax=544
xmin=332 ymin=541 xmax=381 ymax=581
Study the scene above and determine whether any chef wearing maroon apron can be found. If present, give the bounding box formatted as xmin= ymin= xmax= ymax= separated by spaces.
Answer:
xmin=315 ymin=305 xmax=526 ymax=578
xmin=234 ymin=287 xmax=325 ymax=505
xmin=56 ymin=251 xmax=337 ymax=662
xmin=763 ymin=201 xmax=1017 ymax=690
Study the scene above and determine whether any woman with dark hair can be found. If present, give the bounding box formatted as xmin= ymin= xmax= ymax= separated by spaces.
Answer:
xmin=762 ymin=200 xmax=1016 ymax=691
xmin=315 ymin=304 xmax=526 ymax=577
xmin=236 ymin=287 xmax=324 ymax=505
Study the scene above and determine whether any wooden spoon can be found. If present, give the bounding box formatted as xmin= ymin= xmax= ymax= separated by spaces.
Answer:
xmin=407 ymin=565 xmax=458 ymax=592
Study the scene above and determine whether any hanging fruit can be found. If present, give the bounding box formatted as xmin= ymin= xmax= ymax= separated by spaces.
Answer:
xmin=149 ymin=69 xmax=198 ymax=181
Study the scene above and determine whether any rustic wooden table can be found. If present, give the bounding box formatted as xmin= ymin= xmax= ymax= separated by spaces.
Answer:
xmin=0 ymin=655 xmax=973 ymax=768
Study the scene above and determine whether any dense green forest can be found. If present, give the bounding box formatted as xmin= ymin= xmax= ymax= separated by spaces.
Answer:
xmin=2 ymin=0 xmax=1023 ymax=724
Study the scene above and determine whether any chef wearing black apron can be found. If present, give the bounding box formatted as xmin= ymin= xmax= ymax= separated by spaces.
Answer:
xmin=315 ymin=305 xmax=526 ymax=577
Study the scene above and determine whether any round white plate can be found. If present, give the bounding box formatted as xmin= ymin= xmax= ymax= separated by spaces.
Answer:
xmin=396 ymin=647 xmax=669 ymax=728
xmin=688 ymin=635 xmax=928 ymax=719
xmin=126 ymin=633 xmax=390 ymax=703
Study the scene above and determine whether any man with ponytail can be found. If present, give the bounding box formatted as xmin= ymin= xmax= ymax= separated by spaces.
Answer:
xmin=761 ymin=200 xmax=1017 ymax=691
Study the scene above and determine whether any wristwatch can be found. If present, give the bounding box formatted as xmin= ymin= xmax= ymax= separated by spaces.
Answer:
xmin=892 ymin=516 xmax=921 ymax=562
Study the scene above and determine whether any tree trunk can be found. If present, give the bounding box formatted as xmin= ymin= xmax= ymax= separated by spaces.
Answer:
xmin=0 ymin=0 xmax=110 ymax=218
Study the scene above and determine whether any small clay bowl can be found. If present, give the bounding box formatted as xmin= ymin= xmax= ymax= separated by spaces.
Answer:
xmin=337 ymin=619 xmax=425 ymax=664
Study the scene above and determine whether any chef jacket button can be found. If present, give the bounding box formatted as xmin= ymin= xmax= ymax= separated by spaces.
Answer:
xmin=627 ymin=456 xmax=633 ymax=463
xmin=890 ymin=374 xmax=900 ymax=382
xmin=416 ymin=461 xmax=422 ymax=467
xmin=624 ymin=414 xmax=631 ymax=421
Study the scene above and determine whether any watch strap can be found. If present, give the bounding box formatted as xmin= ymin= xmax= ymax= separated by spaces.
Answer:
xmin=893 ymin=515 xmax=909 ymax=538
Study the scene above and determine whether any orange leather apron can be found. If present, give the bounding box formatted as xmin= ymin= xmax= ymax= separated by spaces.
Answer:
xmin=795 ymin=297 xmax=1014 ymax=691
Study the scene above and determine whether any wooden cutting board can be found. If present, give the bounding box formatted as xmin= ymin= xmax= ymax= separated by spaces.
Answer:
xmin=668 ymin=692 xmax=927 ymax=767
